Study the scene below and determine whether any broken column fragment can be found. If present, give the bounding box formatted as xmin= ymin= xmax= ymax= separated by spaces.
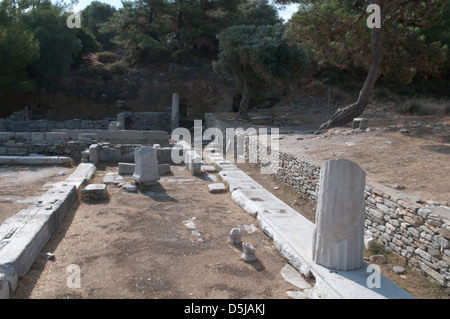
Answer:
xmin=312 ymin=159 xmax=366 ymax=271
xmin=242 ymin=243 xmax=257 ymax=262
xmin=230 ymin=228 xmax=242 ymax=245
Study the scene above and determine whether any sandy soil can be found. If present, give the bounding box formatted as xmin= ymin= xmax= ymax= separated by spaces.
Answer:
xmin=11 ymin=165 xmax=301 ymax=299
xmin=0 ymin=165 xmax=75 ymax=225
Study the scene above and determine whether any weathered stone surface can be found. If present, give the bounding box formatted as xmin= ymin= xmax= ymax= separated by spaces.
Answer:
xmin=82 ymin=184 xmax=107 ymax=200
xmin=353 ymin=118 xmax=368 ymax=130
xmin=202 ymin=165 xmax=216 ymax=173
xmin=118 ymin=162 xmax=135 ymax=175
xmin=99 ymin=147 xmax=121 ymax=162
xmin=312 ymin=159 xmax=366 ymax=271
xmin=123 ymin=183 xmax=138 ymax=193
xmin=208 ymin=183 xmax=227 ymax=194
xmin=89 ymin=144 xmax=100 ymax=164
xmin=185 ymin=149 xmax=202 ymax=176
xmin=65 ymin=163 xmax=96 ymax=189
xmin=0 ymin=273 xmax=9 ymax=299
xmin=393 ymin=266 xmax=405 ymax=275
xmin=242 ymin=243 xmax=257 ymax=262
xmin=132 ymin=147 xmax=159 ymax=184
xmin=230 ymin=228 xmax=242 ymax=245
xmin=281 ymin=264 xmax=313 ymax=290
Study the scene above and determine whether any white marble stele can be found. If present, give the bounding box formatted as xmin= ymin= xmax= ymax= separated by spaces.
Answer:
xmin=132 ymin=146 xmax=160 ymax=184
xmin=312 ymin=159 xmax=366 ymax=271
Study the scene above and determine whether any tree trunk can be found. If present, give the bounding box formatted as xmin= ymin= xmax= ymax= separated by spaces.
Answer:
xmin=319 ymin=8 xmax=383 ymax=130
xmin=239 ymin=78 xmax=251 ymax=119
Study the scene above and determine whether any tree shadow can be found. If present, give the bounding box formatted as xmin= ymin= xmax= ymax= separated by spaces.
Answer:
xmin=421 ymin=144 xmax=450 ymax=155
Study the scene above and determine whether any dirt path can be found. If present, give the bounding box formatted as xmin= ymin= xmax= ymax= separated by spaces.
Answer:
xmin=11 ymin=165 xmax=300 ymax=299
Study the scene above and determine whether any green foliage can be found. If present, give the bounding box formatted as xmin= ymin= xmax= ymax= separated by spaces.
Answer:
xmin=99 ymin=0 xmax=283 ymax=65
xmin=235 ymin=0 xmax=282 ymax=26
xmin=0 ymin=21 xmax=40 ymax=94
xmin=75 ymin=27 xmax=103 ymax=54
xmin=107 ymin=61 xmax=127 ymax=75
xmin=20 ymin=1 xmax=82 ymax=89
xmin=213 ymin=24 xmax=310 ymax=117
xmin=81 ymin=1 xmax=116 ymax=49
xmin=282 ymin=0 xmax=449 ymax=86
xmin=97 ymin=51 xmax=119 ymax=64
xmin=213 ymin=24 xmax=310 ymax=87
xmin=0 ymin=0 xmax=107 ymax=93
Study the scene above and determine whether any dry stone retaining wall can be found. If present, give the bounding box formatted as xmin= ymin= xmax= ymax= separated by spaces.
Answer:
xmin=0 ymin=110 xmax=171 ymax=133
xmin=0 ymin=129 xmax=170 ymax=161
xmin=205 ymin=113 xmax=450 ymax=290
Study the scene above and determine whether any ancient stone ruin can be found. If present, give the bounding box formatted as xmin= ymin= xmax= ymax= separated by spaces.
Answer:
xmin=312 ymin=159 xmax=366 ymax=271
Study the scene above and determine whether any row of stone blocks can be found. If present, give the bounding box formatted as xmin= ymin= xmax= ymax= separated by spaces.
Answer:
xmin=0 ymin=130 xmax=170 ymax=145
xmin=0 ymin=163 xmax=96 ymax=298
xmin=88 ymin=143 xmax=175 ymax=165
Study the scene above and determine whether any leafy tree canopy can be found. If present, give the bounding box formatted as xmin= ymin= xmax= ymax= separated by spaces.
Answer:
xmin=213 ymin=24 xmax=310 ymax=118
xmin=81 ymin=1 xmax=117 ymax=49
xmin=278 ymin=0 xmax=449 ymax=84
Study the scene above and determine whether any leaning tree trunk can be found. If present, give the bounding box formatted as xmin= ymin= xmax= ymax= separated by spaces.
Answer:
xmin=239 ymin=77 xmax=251 ymax=119
xmin=320 ymin=10 xmax=383 ymax=130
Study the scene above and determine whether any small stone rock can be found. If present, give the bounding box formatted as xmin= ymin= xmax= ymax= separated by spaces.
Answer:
xmin=244 ymin=224 xmax=258 ymax=234
xmin=369 ymin=254 xmax=388 ymax=264
xmin=292 ymin=200 xmax=299 ymax=205
xmin=393 ymin=266 xmax=405 ymax=275
xmin=364 ymin=236 xmax=376 ymax=249
xmin=82 ymin=184 xmax=107 ymax=200
xmin=399 ymin=129 xmax=409 ymax=134
xmin=191 ymin=230 xmax=202 ymax=237
xmin=202 ymin=165 xmax=216 ymax=173
xmin=42 ymin=252 xmax=55 ymax=261
xmin=230 ymin=228 xmax=242 ymax=245
xmin=273 ymin=186 xmax=280 ymax=190
xmin=208 ymin=183 xmax=227 ymax=194
xmin=183 ymin=218 xmax=197 ymax=230
xmin=123 ymin=183 xmax=138 ymax=193
xmin=242 ymin=243 xmax=257 ymax=262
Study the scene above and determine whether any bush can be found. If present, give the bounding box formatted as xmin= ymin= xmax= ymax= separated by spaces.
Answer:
xmin=97 ymin=51 xmax=119 ymax=64
xmin=401 ymin=98 xmax=450 ymax=115
xmin=171 ymin=49 xmax=191 ymax=63
xmin=373 ymin=88 xmax=391 ymax=100
xmin=107 ymin=61 xmax=127 ymax=74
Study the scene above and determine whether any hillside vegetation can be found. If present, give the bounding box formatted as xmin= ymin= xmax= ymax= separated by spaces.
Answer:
xmin=0 ymin=0 xmax=448 ymax=121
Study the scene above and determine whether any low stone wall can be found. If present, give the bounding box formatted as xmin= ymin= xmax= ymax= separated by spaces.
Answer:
xmin=205 ymin=113 xmax=450 ymax=290
xmin=0 ymin=110 xmax=171 ymax=133
xmin=118 ymin=110 xmax=171 ymax=132
xmin=0 ymin=130 xmax=170 ymax=161
xmin=0 ymin=118 xmax=111 ymax=132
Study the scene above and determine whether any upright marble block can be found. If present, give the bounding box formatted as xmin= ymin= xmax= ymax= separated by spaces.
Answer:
xmin=89 ymin=144 xmax=100 ymax=164
xmin=312 ymin=159 xmax=366 ymax=271
xmin=171 ymin=93 xmax=180 ymax=131
xmin=132 ymin=147 xmax=160 ymax=184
